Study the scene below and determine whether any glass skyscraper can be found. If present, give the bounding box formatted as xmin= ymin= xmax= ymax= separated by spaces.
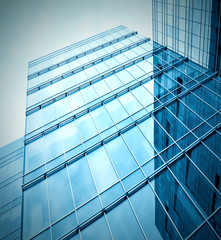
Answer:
xmin=153 ymin=0 xmax=221 ymax=74
xmin=0 ymin=137 xmax=24 ymax=239
xmin=0 ymin=8 xmax=221 ymax=240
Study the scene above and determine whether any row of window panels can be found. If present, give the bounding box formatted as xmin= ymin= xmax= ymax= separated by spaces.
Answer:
xmin=0 ymin=176 xmax=22 ymax=212
xmin=27 ymin=33 xmax=147 ymax=90
xmin=28 ymin=27 xmax=132 ymax=75
xmin=25 ymin=58 xmax=210 ymax=135
xmin=155 ymin=20 xmax=212 ymax=44
xmin=26 ymin=56 xmax=162 ymax=134
xmin=25 ymin=48 xmax=181 ymax=124
xmin=156 ymin=33 xmax=213 ymax=69
xmin=28 ymin=31 xmax=138 ymax=80
xmin=0 ymin=149 xmax=23 ymax=169
xmin=154 ymin=8 xmax=213 ymax=28
xmin=0 ymin=156 xmax=23 ymax=184
xmin=26 ymin=41 xmax=166 ymax=111
xmin=26 ymin=47 xmax=188 ymax=128
xmin=154 ymin=3 xmax=213 ymax=16
xmin=26 ymin=65 xmax=152 ymax=134
xmin=24 ymin=92 xmax=220 ymax=185
xmin=154 ymin=0 xmax=213 ymax=11
xmin=154 ymin=13 xmax=213 ymax=34
xmin=157 ymin=23 xmax=214 ymax=46
xmin=28 ymin=25 xmax=127 ymax=69
xmin=25 ymin=66 xmax=217 ymax=165
xmin=24 ymin=61 xmax=218 ymax=163
xmin=26 ymin=41 xmax=156 ymax=108
xmin=0 ymin=203 xmax=21 ymax=240
xmin=23 ymin=150 xmax=220 ymax=240
xmin=25 ymin=70 xmax=189 ymax=173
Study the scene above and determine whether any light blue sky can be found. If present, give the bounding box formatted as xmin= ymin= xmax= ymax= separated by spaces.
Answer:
xmin=0 ymin=0 xmax=152 ymax=147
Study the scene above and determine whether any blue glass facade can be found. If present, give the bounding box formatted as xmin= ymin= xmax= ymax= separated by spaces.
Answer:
xmin=21 ymin=24 xmax=221 ymax=240
xmin=0 ymin=137 xmax=24 ymax=240
xmin=0 ymin=22 xmax=220 ymax=239
xmin=153 ymin=0 xmax=221 ymax=74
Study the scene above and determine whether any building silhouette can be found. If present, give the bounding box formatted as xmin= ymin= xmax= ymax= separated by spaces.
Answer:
xmin=0 ymin=5 xmax=220 ymax=240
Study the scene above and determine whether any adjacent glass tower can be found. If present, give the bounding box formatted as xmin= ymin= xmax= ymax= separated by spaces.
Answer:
xmin=0 ymin=137 xmax=24 ymax=240
xmin=21 ymin=24 xmax=221 ymax=240
xmin=153 ymin=0 xmax=221 ymax=74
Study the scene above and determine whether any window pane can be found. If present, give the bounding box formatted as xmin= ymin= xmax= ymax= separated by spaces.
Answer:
xmin=81 ymin=216 xmax=112 ymax=240
xmin=107 ymin=200 xmax=145 ymax=240
xmin=87 ymin=146 xmax=118 ymax=193
xmin=47 ymin=168 xmax=74 ymax=223
xmin=69 ymin=157 xmax=97 ymax=207
xmin=106 ymin=136 xmax=138 ymax=178
xmin=23 ymin=180 xmax=49 ymax=239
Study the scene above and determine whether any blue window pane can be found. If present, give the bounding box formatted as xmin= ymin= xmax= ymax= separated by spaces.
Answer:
xmin=32 ymin=229 xmax=51 ymax=240
xmin=107 ymin=200 xmax=145 ymax=240
xmin=113 ymin=54 xmax=128 ymax=64
xmin=26 ymin=110 xmax=43 ymax=133
xmin=60 ymin=121 xmax=81 ymax=152
xmin=127 ymin=64 xmax=145 ymax=79
xmin=81 ymin=216 xmax=112 ymax=240
xmin=93 ymin=80 xmax=111 ymax=97
xmin=52 ymin=212 xmax=77 ymax=240
xmin=90 ymin=106 xmax=115 ymax=133
xmin=95 ymin=62 xmax=109 ymax=73
xmin=76 ymin=114 xmax=98 ymax=142
xmin=75 ymin=71 xmax=88 ymax=84
xmin=84 ymin=66 xmax=99 ymax=79
xmin=130 ymin=184 xmax=181 ymax=240
xmin=42 ymin=104 xmax=57 ymax=126
xmin=87 ymin=146 xmax=118 ymax=193
xmin=25 ymin=137 xmax=45 ymax=173
xmin=55 ymin=98 xmax=72 ymax=119
xmin=138 ymin=117 xmax=156 ymax=147
xmin=105 ymin=75 xmax=123 ymax=90
xmin=47 ymin=168 xmax=74 ymax=223
xmin=81 ymin=85 xmax=98 ymax=103
xmin=101 ymin=182 xmax=124 ymax=207
xmin=0 ymin=210 xmax=10 ymax=239
xmin=23 ymin=180 xmax=50 ymax=239
xmin=68 ymin=157 xmax=97 ymax=208
xmin=10 ymin=204 xmax=21 ymax=232
xmin=105 ymin=98 xmax=129 ymax=123
xmin=123 ymin=126 xmax=154 ymax=165
xmin=77 ymin=197 xmax=102 ymax=224
xmin=153 ymin=169 xmax=204 ymax=238
xmin=122 ymin=169 xmax=145 ymax=190
xmin=68 ymin=91 xmax=85 ymax=111
xmin=44 ymin=129 xmax=64 ymax=161
xmin=105 ymin=136 xmax=138 ymax=178
xmin=118 ymin=92 xmax=143 ymax=115
xmin=132 ymin=85 xmax=154 ymax=107
xmin=115 ymin=69 xmax=134 ymax=84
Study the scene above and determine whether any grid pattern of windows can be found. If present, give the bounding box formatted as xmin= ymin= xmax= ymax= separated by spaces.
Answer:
xmin=0 ymin=138 xmax=24 ymax=240
xmin=21 ymin=26 xmax=221 ymax=240
xmin=153 ymin=0 xmax=221 ymax=75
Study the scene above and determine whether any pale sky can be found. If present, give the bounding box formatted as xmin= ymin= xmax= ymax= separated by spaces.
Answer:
xmin=0 ymin=0 xmax=152 ymax=148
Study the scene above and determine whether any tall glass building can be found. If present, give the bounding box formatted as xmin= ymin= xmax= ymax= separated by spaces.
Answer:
xmin=153 ymin=0 xmax=221 ymax=74
xmin=0 ymin=22 xmax=220 ymax=239
xmin=19 ymin=24 xmax=221 ymax=240
xmin=0 ymin=137 xmax=24 ymax=239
